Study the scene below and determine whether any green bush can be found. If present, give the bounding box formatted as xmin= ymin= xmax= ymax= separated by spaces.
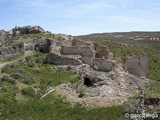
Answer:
xmin=23 ymin=77 xmax=35 ymax=85
xmin=27 ymin=62 xmax=34 ymax=67
xmin=22 ymin=87 xmax=35 ymax=97
xmin=1 ymin=76 xmax=16 ymax=85
xmin=78 ymin=91 xmax=85 ymax=98
xmin=11 ymin=71 xmax=23 ymax=79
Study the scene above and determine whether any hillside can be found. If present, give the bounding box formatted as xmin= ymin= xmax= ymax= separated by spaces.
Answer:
xmin=77 ymin=32 xmax=160 ymax=51
xmin=0 ymin=26 xmax=160 ymax=120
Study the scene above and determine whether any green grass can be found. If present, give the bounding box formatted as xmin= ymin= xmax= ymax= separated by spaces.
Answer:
xmin=0 ymin=52 xmax=128 ymax=120
xmin=0 ymin=93 xmax=127 ymax=120
xmin=146 ymin=81 xmax=160 ymax=97
xmin=2 ymin=53 xmax=80 ymax=87
xmin=0 ymin=53 xmax=24 ymax=63
xmin=3 ymin=62 xmax=80 ymax=87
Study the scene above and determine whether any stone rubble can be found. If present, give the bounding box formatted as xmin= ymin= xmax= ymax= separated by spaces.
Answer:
xmin=44 ymin=39 xmax=146 ymax=107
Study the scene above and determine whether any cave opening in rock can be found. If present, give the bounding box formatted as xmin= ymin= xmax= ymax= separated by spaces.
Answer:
xmin=84 ymin=77 xmax=92 ymax=87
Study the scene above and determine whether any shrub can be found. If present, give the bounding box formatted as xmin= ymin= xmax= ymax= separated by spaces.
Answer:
xmin=1 ymin=76 xmax=17 ymax=85
xmin=78 ymin=91 xmax=85 ymax=98
xmin=27 ymin=62 xmax=34 ymax=67
xmin=25 ymin=56 xmax=32 ymax=62
xmin=40 ymin=79 xmax=52 ymax=86
xmin=33 ymin=68 xmax=41 ymax=74
xmin=22 ymin=87 xmax=35 ymax=97
xmin=23 ymin=77 xmax=35 ymax=85
xmin=11 ymin=71 xmax=23 ymax=79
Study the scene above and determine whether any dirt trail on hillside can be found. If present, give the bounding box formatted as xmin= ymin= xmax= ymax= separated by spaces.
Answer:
xmin=0 ymin=61 xmax=18 ymax=73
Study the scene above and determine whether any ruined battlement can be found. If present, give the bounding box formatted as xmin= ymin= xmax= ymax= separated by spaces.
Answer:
xmin=44 ymin=39 xmax=113 ymax=72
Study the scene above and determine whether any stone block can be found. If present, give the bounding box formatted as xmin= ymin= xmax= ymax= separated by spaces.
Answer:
xmin=72 ymin=39 xmax=90 ymax=46
xmin=44 ymin=53 xmax=82 ymax=66
xmin=92 ymin=58 xmax=113 ymax=72
xmin=124 ymin=56 xmax=148 ymax=77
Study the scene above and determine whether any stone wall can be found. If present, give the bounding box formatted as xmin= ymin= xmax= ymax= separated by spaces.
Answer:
xmin=92 ymin=59 xmax=113 ymax=72
xmin=34 ymin=39 xmax=52 ymax=53
xmin=60 ymin=46 xmax=94 ymax=57
xmin=81 ymin=57 xmax=93 ymax=65
xmin=44 ymin=53 xmax=82 ymax=65
xmin=44 ymin=39 xmax=115 ymax=72
xmin=94 ymin=44 xmax=109 ymax=59
xmin=72 ymin=39 xmax=90 ymax=46
xmin=124 ymin=56 xmax=148 ymax=77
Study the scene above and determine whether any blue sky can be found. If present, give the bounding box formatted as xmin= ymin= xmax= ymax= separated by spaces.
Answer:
xmin=0 ymin=0 xmax=160 ymax=35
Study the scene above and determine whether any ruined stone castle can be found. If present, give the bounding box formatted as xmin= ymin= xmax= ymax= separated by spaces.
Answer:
xmin=44 ymin=39 xmax=114 ymax=72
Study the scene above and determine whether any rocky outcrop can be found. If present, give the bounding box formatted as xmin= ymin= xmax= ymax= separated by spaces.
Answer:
xmin=12 ymin=25 xmax=45 ymax=35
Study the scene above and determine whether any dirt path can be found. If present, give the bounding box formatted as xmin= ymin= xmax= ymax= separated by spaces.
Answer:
xmin=0 ymin=60 xmax=19 ymax=73
xmin=0 ymin=51 xmax=34 ymax=73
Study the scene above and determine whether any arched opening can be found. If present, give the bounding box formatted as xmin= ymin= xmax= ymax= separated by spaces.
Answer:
xmin=84 ymin=77 xmax=92 ymax=87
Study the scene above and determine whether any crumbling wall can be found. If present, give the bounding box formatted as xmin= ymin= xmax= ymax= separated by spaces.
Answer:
xmin=124 ymin=56 xmax=148 ymax=77
xmin=60 ymin=46 xmax=94 ymax=57
xmin=34 ymin=39 xmax=52 ymax=53
xmin=60 ymin=46 xmax=80 ymax=55
xmin=94 ymin=44 xmax=109 ymax=59
xmin=92 ymin=59 xmax=113 ymax=72
xmin=81 ymin=57 xmax=93 ymax=65
xmin=72 ymin=39 xmax=90 ymax=46
xmin=44 ymin=53 xmax=82 ymax=65
xmin=45 ymin=39 xmax=115 ymax=72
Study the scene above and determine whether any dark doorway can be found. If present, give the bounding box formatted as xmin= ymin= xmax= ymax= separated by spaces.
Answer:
xmin=84 ymin=77 xmax=92 ymax=87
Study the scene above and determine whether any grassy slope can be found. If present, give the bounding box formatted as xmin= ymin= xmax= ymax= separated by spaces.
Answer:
xmin=1 ymin=32 xmax=160 ymax=119
xmin=0 ymin=53 xmax=127 ymax=120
